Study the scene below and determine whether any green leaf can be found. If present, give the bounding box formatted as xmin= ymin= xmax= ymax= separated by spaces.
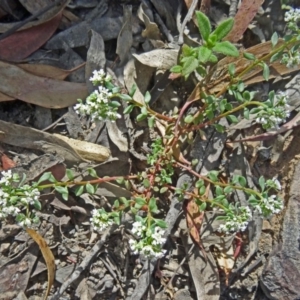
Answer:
xmin=228 ymin=63 xmax=235 ymax=77
xmin=86 ymin=183 xmax=95 ymax=194
xmin=259 ymin=176 xmax=265 ymax=191
xmin=114 ymin=199 xmax=120 ymax=208
xmin=18 ymin=173 xmax=27 ymax=187
xmin=198 ymin=46 xmax=212 ymax=63
xmin=195 ymin=11 xmax=211 ymax=42
xmin=116 ymin=177 xmax=125 ymax=184
xmin=199 ymin=202 xmax=207 ymax=211
xmin=119 ymin=94 xmax=133 ymax=101
xmin=38 ymin=172 xmax=53 ymax=184
xmin=195 ymin=179 xmax=204 ymax=188
xmin=149 ymin=197 xmax=158 ymax=213
xmin=208 ymin=170 xmax=219 ymax=182
xmin=148 ymin=116 xmax=155 ymax=128
xmin=154 ymin=219 xmax=167 ymax=228
xmin=270 ymin=51 xmax=282 ymax=63
xmin=215 ymin=186 xmax=223 ymax=196
xmin=55 ymin=186 xmax=68 ymax=195
xmin=208 ymin=54 xmax=218 ymax=63
xmin=243 ymin=52 xmax=256 ymax=60
xmin=224 ymin=186 xmax=233 ymax=194
xmin=87 ymin=168 xmax=98 ymax=178
xmin=184 ymin=114 xmax=194 ymax=123
xmin=191 ymin=159 xmax=198 ymax=166
xmin=182 ymin=56 xmax=199 ymax=76
xmin=170 ymin=65 xmax=182 ymax=73
xmin=199 ymin=185 xmax=206 ymax=195
xmin=123 ymin=104 xmax=134 ymax=114
xmin=129 ymin=84 xmax=137 ymax=97
xmin=211 ymin=17 xmax=234 ymax=41
xmin=181 ymin=44 xmax=193 ymax=56
xmin=110 ymin=101 xmax=121 ymax=108
xmin=136 ymin=113 xmax=147 ymax=122
xmin=226 ymin=114 xmax=239 ymax=123
xmin=242 ymin=90 xmax=251 ymax=101
xmin=244 ymin=108 xmax=250 ymax=120
xmin=262 ymin=63 xmax=270 ymax=81
xmin=213 ymin=41 xmax=239 ymax=57
xmin=160 ymin=186 xmax=168 ymax=193
xmin=66 ymin=169 xmax=74 ymax=181
xmin=238 ymin=176 xmax=247 ymax=187
xmin=214 ymin=123 xmax=225 ymax=133
xmin=33 ymin=200 xmax=42 ymax=211
xmin=144 ymin=91 xmax=151 ymax=104
xmin=143 ymin=179 xmax=150 ymax=188
xmin=75 ymin=185 xmax=84 ymax=196
xmin=141 ymin=106 xmax=148 ymax=115
xmin=237 ymin=81 xmax=245 ymax=92
xmin=271 ymin=32 xmax=278 ymax=48
xmin=135 ymin=196 xmax=146 ymax=206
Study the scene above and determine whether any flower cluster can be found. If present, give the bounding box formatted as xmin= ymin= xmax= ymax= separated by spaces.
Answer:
xmin=281 ymin=51 xmax=300 ymax=69
xmin=284 ymin=7 xmax=300 ymax=31
xmin=129 ymin=220 xmax=167 ymax=259
xmin=90 ymin=208 xmax=114 ymax=232
xmin=254 ymin=194 xmax=283 ymax=218
xmin=0 ymin=170 xmax=40 ymax=228
xmin=266 ymin=176 xmax=281 ymax=191
xmin=89 ymin=69 xmax=112 ymax=85
xmin=218 ymin=206 xmax=252 ymax=233
xmin=74 ymin=70 xmax=121 ymax=122
xmin=255 ymin=91 xmax=290 ymax=129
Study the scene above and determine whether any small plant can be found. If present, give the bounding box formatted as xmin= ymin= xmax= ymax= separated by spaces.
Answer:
xmin=1 ymin=7 xmax=300 ymax=260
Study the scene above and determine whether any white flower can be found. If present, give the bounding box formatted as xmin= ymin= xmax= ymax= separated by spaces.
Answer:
xmin=284 ymin=8 xmax=300 ymax=23
xmin=131 ymin=221 xmax=146 ymax=237
xmin=90 ymin=208 xmax=114 ymax=232
xmin=255 ymin=195 xmax=283 ymax=218
xmin=0 ymin=170 xmax=12 ymax=185
xmin=152 ymin=227 xmax=166 ymax=246
xmin=18 ymin=217 xmax=32 ymax=228
xmin=218 ymin=206 xmax=252 ymax=234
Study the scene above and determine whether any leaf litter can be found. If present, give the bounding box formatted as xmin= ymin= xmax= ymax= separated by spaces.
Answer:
xmin=0 ymin=1 xmax=300 ymax=300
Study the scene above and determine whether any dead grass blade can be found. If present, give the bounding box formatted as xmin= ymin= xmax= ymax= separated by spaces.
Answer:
xmin=26 ymin=228 xmax=55 ymax=300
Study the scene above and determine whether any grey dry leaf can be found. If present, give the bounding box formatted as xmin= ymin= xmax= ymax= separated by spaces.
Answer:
xmin=0 ymin=120 xmax=110 ymax=164
xmin=133 ymin=49 xmax=179 ymax=69
xmin=116 ymin=5 xmax=133 ymax=66
xmin=85 ymin=30 xmax=106 ymax=94
xmin=0 ymin=61 xmax=88 ymax=108
xmin=124 ymin=58 xmax=155 ymax=104
xmin=137 ymin=3 xmax=161 ymax=40
xmin=0 ymin=0 xmax=68 ymax=33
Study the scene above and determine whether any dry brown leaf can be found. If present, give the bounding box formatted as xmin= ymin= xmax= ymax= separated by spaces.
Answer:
xmin=0 ymin=0 xmax=68 ymax=33
xmin=53 ymin=134 xmax=111 ymax=162
xmin=0 ymin=120 xmax=111 ymax=163
xmin=0 ymin=12 xmax=62 ymax=61
xmin=16 ymin=62 xmax=85 ymax=80
xmin=0 ymin=61 xmax=88 ymax=108
xmin=225 ymin=0 xmax=265 ymax=43
xmin=26 ymin=228 xmax=55 ymax=300
xmin=184 ymin=198 xmax=205 ymax=250
xmin=214 ymin=244 xmax=235 ymax=284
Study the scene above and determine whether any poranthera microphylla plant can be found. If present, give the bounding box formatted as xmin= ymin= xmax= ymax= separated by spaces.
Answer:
xmin=1 ymin=7 xmax=299 ymax=259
